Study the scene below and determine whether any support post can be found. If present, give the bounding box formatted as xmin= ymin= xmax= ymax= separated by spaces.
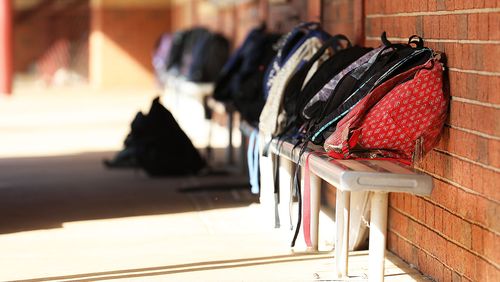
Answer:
xmin=227 ymin=108 xmax=234 ymax=165
xmin=335 ymin=190 xmax=351 ymax=278
xmin=278 ymin=157 xmax=293 ymax=230
xmin=369 ymin=192 xmax=389 ymax=282
xmin=0 ymin=0 xmax=13 ymax=95
xmin=309 ymin=172 xmax=321 ymax=251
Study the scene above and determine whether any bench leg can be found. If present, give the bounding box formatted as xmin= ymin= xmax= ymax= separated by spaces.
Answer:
xmin=259 ymin=152 xmax=275 ymax=227
xmin=278 ymin=156 xmax=293 ymax=230
xmin=309 ymin=172 xmax=321 ymax=251
xmin=226 ymin=110 xmax=234 ymax=165
xmin=335 ymin=190 xmax=351 ymax=278
xmin=369 ymin=192 xmax=389 ymax=282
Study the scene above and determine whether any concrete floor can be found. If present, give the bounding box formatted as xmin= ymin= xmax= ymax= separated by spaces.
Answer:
xmin=0 ymin=83 xmax=428 ymax=281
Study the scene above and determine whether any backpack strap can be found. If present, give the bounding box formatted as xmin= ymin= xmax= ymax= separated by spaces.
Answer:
xmin=408 ymin=35 xmax=424 ymax=48
xmin=381 ymin=31 xmax=392 ymax=47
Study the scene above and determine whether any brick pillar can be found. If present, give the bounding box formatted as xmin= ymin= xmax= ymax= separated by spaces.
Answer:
xmin=89 ymin=0 xmax=170 ymax=88
xmin=0 ymin=0 xmax=13 ymax=95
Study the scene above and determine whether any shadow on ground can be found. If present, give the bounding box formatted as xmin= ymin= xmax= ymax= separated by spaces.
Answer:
xmin=0 ymin=149 xmax=256 ymax=234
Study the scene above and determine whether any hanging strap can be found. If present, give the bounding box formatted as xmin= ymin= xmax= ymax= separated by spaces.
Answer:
xmin=247 ymin=129 xmax=260 ymax=194
xmin=272 ymin=137 xmax=287 ymax=228
xmin=290 ymin=140 xmax=310 ymax=247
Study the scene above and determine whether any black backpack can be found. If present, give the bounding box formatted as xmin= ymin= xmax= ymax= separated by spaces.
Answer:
xmin=308 ymin=33 xmax=433 ymax=145
xmin=188 ymin=32 xmax=230 ymax=82
xmin=280 ymin=35 xmax=372 ymax=136
xmin=105 ymin=97 xmax=206 ymax=176
xmin=166 ymin=28 xmax=211 ymax=78
xmin=213 ymin=27 xmax=281 ymax=124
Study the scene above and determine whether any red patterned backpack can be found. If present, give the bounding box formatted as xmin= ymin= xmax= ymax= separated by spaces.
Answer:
xmin=324 ymin=56 xmax=448 ymax=165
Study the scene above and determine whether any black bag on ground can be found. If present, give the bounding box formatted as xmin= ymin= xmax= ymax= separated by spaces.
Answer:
xmin=105 ymin=97 xmax=205 ymax=176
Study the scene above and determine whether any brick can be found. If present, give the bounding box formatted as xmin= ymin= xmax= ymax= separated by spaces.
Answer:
xmin=472 ymin=167 xmax=500 ymax=202
xmin=452 ymin=271 xmax=463 ymax=282
xmin=442 ymin=209 xmax=455 ymax=238
xmin=439 ymin=15 xmax=450 ymax=39
xmin=455 ymin=14 xmax=468 ymax=40
xmin=420 ymin=0 xmax=429 ymax=11
xmin=428 ymin=0 xmax=438 ymax=11
xmin=407 ymin=218 xmax=418 ymax=243
xmin=444 ymin=266 xmax=453 ymax=282
xmin=417 ymin=197 xmax=426 ymax=223
xmin=471 ymin=224 xmax=484 ymax=254
xmin=388 ymin=231 xmax=399 ymax=253
xmin=418 ymin=250 xmax=429 ymax=275
xmin=448 ymin=101 xmax=500 ymax=137
xmin=489 ymin=13 xmax=500 ymax=39
xmin=483 ymin=44 xmax=500 ymax=72
xmin=448 ymin=241 xmax=465 ymax=274
xmin=487 ymin=263 xmax=500 ymax=281
xmin=483 ymin=228 xmax=500 ymax=263
xmin=460 ymin=43 xmax=472 ymax=71
xmin=435 ymin=205 xmax=444 ymax=233
xmin=435 ymin=232 xmax=448 ymax=259
xmin=488 ymin=139 xmax=500 ymax=167
xmin=468 ymin=14 xmax=480 ymax=40
xmin=425 ymin=201 xmax=435 ymax=228
xmin=437 ymin=0 xmax=447 ymax=10
xmin=456 ymin=189 xmax=474 ymax=219
xmin=475 ymin=13 xmax=490 ymax=40
xmin=434 ymin=259 xmax=445 ymax=281
xmin=459 ymin=220 xmax=472 ymax=249
xmin=445 ymin=0 xmax=455 ymax=10
xmin=463 ymin=251 xmax=477 ymax=280
xmin=464 ymin=0 xmax=476 ymax=9
xmin=416 ymin=16 xmax=424 ymax=37
xmin=488 ymin=76 xmax=500 ymax=104
xmin=475 ymin=0 xmax=486 ymax=8
xmin=475 ymin=259 xmax=488 ymax=282
xmin=430 ymin=180 xmax=458 ymax=212
xmin=428 ymin=228 xmax=440 ymax=255
xmin=473 ymin=196 xmax=489 ymax=226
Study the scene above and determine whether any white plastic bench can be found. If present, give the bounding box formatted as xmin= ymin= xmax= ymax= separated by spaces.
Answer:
xmin=266 ymin=139 xmax=433 ymax=281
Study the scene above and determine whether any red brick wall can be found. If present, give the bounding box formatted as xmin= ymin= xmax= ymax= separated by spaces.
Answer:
xmin=322 ymin=0 xmax=364 ymax=44
xmin=360 ymin=1 xmax=500 ymax=281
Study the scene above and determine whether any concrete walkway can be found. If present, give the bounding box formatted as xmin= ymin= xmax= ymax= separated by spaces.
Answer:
xmin=0 ymin=84 xmax=428 ymax=281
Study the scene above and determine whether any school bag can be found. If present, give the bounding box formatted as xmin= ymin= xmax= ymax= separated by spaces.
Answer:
xmin=309 ymin=34 xmax=434 ymax=145
xmin=213 ymin=26 xmax=281 ymax=124
xmin=259 ymin=23 xmax=330 ymax=144
xmin=301 ymin=46 xmax=385 ymax=121
xmin=281 ymin=38 xmax=373 ymax=137
xmin=104 ymin=97 xmax=206 ymax=176
xmin=324 ymin=55 xmax=448 ymax=164
xmin=188 ymin=32 xmax=230 ymax=82
xmin=262 ymin=22 xmax=329 ymax=100
xmin=166 ymin=28 xmax=211 ymax=78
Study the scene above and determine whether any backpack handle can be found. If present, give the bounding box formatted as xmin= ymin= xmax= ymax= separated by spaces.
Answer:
xmin=408 ymin=35 xmax=424 ymax=48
